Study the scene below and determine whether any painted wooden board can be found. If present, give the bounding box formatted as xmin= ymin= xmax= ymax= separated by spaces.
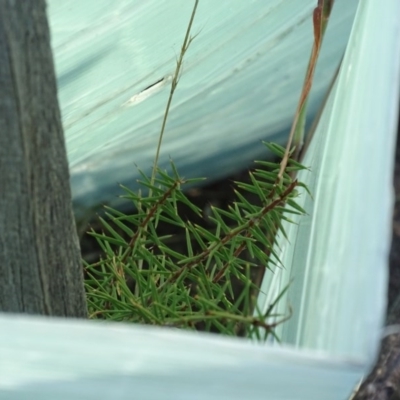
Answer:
xmin=0 ymin=314 xmax=363 ymax=400
xmin=47 ymin=0 xmax=358 ymax=216
xmin=258 ymin=0 xmax=400 ymax=368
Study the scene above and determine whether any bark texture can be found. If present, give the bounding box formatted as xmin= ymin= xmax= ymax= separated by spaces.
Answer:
xmin=0 ymin=0 xmax=87 ymax=317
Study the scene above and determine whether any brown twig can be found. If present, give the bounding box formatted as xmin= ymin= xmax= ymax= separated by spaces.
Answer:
xmin=121 ymin=179 xmax=182 ymax=264
xmin=278 ymin=0 xmax=334 ymax=180
xmin=160 ymin=180 xmax=298 ymax=287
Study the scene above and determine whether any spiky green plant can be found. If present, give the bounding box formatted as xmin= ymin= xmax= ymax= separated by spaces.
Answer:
xmin=83 ymin=0 xmax=333 ymax=341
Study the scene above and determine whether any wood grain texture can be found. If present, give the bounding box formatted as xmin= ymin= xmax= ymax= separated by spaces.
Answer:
xmin=0 ymin=0 xmax=87 ymax=317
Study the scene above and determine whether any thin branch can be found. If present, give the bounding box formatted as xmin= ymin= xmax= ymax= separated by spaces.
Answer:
xmin=278 ymin=0 xmax=335 ymax=180
xmin=150 ymin=0 xmax=199 ymax=188
xmin=163 ymin=180 xmax=298 ymax=287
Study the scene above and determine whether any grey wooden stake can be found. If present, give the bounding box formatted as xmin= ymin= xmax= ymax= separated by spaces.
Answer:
xmin=0 ymin=0 xmax=87 ymax=318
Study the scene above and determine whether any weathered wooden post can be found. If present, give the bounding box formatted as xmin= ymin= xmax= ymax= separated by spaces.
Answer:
xmin=0 ymin=0 xmax=87 ymax=317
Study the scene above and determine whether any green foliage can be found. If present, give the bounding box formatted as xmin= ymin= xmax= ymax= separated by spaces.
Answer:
xmin=84 ymin=143 xmax=307 ymax=340
xmin=83 ymin=0 xmax=332 ymax=341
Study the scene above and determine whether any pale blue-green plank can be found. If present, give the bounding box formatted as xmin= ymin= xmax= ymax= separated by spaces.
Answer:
xmin=0 ymin=314 xmax=362 ymax=400
xmin=47 ymin=0 xmax=358 ymax=215
xmin=257 ymin=0 xmax=400 ymax=367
